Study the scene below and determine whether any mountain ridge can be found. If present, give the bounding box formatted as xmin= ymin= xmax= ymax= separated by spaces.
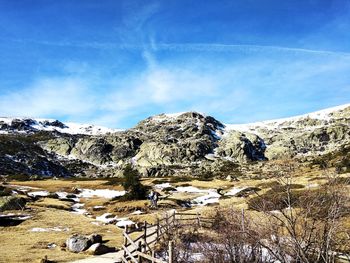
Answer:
xmin=0 ymin=104 xmax=349 ymax=179
xmin=2 ymin=103 xmax=350 ymax=134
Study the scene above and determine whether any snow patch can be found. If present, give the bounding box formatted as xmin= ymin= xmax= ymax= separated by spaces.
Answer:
xmin=154 ymin=183 xmax=172 ymax=189
xmin=96 ymin=213 xmax=118 ymax=224
xmin=225 ymin=103 xmax=350 ymax=133
xmin=30 ymin=227 xmax=69 ymax=232
xmin=77 ymin=189 xmax=126 ymax=199
xmin=192 ymin=191 xmax=221 ymax=206
xmin=71 ymin=203 xmax=87 ymax=215
xmin=116 ymin=218 xmax=135 ymax=228
xmin=130 ymin=210 xmax=144 ymax=215
xmin=27 ymin=191 xmax=50 ymax=197
xmin=225 ymin=187 xmax=247 ymax=196
xmin=0 ymin=117 xmax=122 ymax=135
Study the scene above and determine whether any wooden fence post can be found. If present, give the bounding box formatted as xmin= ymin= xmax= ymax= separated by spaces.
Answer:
xmin=123 ymin=231 xmax=127 ymax=258
xmin=143 ymin=220 xmax=147 ymax=252
xmin=165 ymin=213 xmax=169 ymax=234
xmin=168 ymin=241 xmax=173 ymax=263
xmin=138 ymin=240 xmax=142 ymax=263
xmin=196 ymin=211 xmax=202 ymax=228
xmin=241 ymin=208 xmax=245 ymax=233
xmin=156 ymin=218 xmax=160 ymax=240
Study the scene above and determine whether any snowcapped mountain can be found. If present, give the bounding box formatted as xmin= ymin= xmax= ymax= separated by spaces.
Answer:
xmin=225 ymin=103 xmax=350 ymax=134
xmin=0 ymin=117 xmax=121 ymax=135
xmin=0 ymin=104 xmax=349 ymax=178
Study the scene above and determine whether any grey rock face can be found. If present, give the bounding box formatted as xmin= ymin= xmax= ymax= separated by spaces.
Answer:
xmin=216 ymin=131 xmax=267 ymax=162
xmin=1 ymin=106 xmax=349 ymax=179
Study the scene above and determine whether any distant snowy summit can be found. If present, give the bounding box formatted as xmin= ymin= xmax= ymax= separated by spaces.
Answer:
xmin=0 ymin=117 xmax=120 ymax=135
xmin=225 ymin=103 xmax=350 ymax=133
xmin=1 ymin=103 xmax=349 ymax=136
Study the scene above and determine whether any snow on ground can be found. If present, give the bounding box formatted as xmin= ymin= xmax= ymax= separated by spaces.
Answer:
xmin=192 ymin=191 xmax=221 ymax=206
xmin=27 ymin=191 xmax=50 ymax=197
xmin=306 ymin=183 xmax=319 ymax=189
xmin=30 ymin=227 xmax=69 ymax=232
xmin=175 ymin=186 xmax=221 ymax=206
xmin=95 ymin=213 xmax=118 ymax=224
xmin=154 ymin=183 xmax=172 ymax=189
xmin=93 ymin=205 xmax=105 ymax=209
xmin=154 ymin=184 xmax=252 ymax=206
xmin=175 ymin=186 xmax=209 ymax=193
xmin=56 ymin=191 xmax=80 ymax=202
xmin=0 ymin=117 xmax=122 ymax=135
xmin=151 ymin=112 xmax=186 ymax=122
xmin=224 ymin=187 xmax=247 ymax=196
xmin=71 ymin=203 xmax=87 ymax=215
xmin=130 ymin=210 xmax=144 ymax=215
xmin=116 ymin=218 xmax=135 ymax=228
xmin=94 ymin=213 xmax=135 ymax=228
xmin=77 ymin=189 xmax=126 ymax=199
xmin=0 ymin=213 xmax=32 ymax=220
xmin=225 ymin=103 xmax=350 ymax=134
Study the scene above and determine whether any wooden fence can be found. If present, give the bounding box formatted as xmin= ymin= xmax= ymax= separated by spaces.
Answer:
xmin=120 ymin=210 xmax=214 ymax=263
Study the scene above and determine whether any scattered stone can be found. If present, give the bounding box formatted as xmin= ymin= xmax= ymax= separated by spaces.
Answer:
xmin=47 ymin=243 xmax=57 ymax=249
xmin=86 ymin=243 xmax=116 ymax=255
xmin=88 ymin=233 xmax=102 ymax=244
xmin=66 ymin=194 xmax=77 ymax=199
xmin=66 ymin=234 xmax=92 ymax=253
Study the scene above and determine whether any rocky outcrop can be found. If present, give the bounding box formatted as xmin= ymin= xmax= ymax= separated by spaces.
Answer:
xmin=216 ymin=131 xmax=267 ymax=162
xmin=0 ymin=105 xmax=349 ymax=179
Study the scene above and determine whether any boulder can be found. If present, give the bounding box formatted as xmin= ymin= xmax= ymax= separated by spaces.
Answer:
xmin=66 ymin=234 xmax=92 ymax=253
xmin=217 ymin=131 xmax=267 ymax=163
xmin=86 ymin=243 xmax=115 ymax=255
xmin=88 ymin=234 xmax=102 ymax=244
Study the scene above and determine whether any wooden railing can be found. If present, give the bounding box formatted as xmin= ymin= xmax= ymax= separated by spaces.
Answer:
xmin=120 ymin=210 xmax=214 ymax=263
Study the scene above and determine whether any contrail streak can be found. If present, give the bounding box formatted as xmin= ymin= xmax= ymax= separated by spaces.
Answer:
xmin=3 ymin=37 xmax=350 ymax=58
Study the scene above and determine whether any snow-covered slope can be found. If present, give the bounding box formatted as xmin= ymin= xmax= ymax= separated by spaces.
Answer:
xmin=225 ymin=103 xmax=350 ymax=134
xmin=0 ymin=117 xmax=121 ymax=135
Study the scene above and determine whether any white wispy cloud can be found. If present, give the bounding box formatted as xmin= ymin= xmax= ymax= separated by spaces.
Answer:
xmin=1 ymin=46 xmax=349 ymax=128
xmin=0 ymin=77 xmax=95 ymax=118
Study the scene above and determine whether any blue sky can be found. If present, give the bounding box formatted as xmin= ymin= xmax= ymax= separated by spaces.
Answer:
xmin=0 ymin=0 xmax=350 ymax=128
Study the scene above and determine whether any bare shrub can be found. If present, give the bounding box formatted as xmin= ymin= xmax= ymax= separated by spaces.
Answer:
xmin=248 ymin=174 xmax=350 ymax=263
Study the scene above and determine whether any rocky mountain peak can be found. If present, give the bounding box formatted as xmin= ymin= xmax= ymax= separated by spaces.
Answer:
xmin=0 ymin=104 xmax=349 ymax=178
xmin=135 ymin=111 xmax=224 ymax=141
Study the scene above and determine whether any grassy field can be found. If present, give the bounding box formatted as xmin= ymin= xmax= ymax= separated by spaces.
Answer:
xmin=1 ymin=168 xmax=349 ymax=263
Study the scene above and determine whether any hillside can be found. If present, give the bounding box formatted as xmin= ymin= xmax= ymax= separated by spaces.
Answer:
xmin=0 ymin=104 xmax=349 ymax=179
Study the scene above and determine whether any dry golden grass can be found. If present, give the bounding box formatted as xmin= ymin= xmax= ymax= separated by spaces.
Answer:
xmin=0 ymin=207 xmax=124 ymax=263
xmin=32 ymin=198 xmax=72 ymax=211
xmin=3 ymin=168 xmax=349 ymax=263
xmin=172 ymin=179 xmax=236 ymax=189
xmin=9 ymin=179 xmax=124 ymax=193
